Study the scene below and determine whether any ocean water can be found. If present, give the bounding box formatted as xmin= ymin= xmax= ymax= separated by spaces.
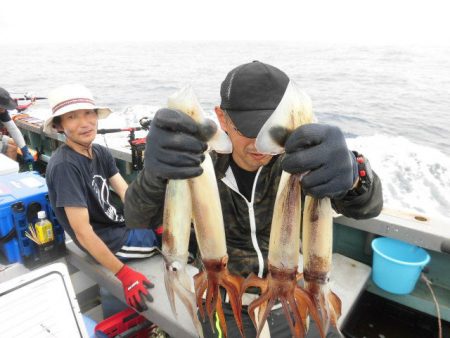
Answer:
xmin=1 ymin=41 xmax=449 ymax=220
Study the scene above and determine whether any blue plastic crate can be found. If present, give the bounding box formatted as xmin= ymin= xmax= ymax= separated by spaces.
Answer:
xmin=0 ymin=171 xmax=65 ymax=263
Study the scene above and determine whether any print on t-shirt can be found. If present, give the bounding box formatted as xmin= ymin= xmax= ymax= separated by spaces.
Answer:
xmin=92 ymin=175 xmax=124 ymax=222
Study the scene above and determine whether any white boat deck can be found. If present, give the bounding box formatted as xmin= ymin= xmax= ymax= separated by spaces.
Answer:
xmin=65 ymin=241 xmax=371 ymax=337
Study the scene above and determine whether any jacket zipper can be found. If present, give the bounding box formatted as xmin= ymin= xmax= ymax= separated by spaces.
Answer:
xmin=222 ymin=166 xmax=265 ymax=277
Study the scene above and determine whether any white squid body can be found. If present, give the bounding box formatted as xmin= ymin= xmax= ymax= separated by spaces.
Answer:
xmin=302 ymin=196 xmax=341 ymax=332
xmin=302 ymin=197 xmax=333 ymax=277
xmin=161 ymin=86 xmax=232 ymax=337
xmin=267 ymin=170 xmax=302 ymax=269
xmin=167 ymin=85 xmax=232 ymax=260
xmin=162 ymin=179 xmax=203 ymax=337
xmin=256 ymin=80 xmax=341 ymax=335
xmin=167 ymin=86 xmax=232 ymax=154
xmin=256 ymin=81 xmax=315 ymax=269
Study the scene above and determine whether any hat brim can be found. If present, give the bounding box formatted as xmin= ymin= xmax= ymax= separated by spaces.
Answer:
xmin=43 ymin=104 xmax=111 ymax=134
xmin=226 ymin=108 xmax=274 ymax=138
xmin=1 ymin=98 xmax=18 ymax=110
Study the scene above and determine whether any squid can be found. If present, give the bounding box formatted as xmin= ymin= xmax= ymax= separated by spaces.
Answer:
xmin=161 ymin=178 xmax=204 ymax=337
xmin=241 ymin=81 xmax=341 ymax=337
xmin=166 ymin=86 xmax=245 ymax=337
xmin=303 ymin=196 xmax=342 ymax=336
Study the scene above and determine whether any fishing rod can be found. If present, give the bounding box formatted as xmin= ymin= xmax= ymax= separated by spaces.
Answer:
xmin=11 ymin=92 xmax=47 ymax=101
xmin=15 ymin=97 xmax=47 ymax=101
xmin=97 ymin=127 xmax=143 ymax=134
xmin=97 ymin=117 xmax=152 ymax=135
xmin=98 ymin=117 xmax=152 ymax=171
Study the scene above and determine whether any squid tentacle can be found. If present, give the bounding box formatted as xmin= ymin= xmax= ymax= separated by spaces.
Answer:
xmin=242 ymin=264 xmax=321 ymax=338
xmin=194 ymin=272 xmax=208 ymax=320
xmin=194 ymin=257 xmax=245 ymax=337
xmin=164 ymin=266 xmax=204 ymax=337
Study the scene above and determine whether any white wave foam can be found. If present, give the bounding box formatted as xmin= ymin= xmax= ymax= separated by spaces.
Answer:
xmin=25 ymin=105 xmax=450 ymax=222
xmin=347 ymin=134 xmax=450 ymax=220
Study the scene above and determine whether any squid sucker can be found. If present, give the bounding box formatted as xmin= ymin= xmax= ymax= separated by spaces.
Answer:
xmin=166 ymin=86 xmax=244 ymax=337
xmin=244 ymin=80 xmax=342 ymax=338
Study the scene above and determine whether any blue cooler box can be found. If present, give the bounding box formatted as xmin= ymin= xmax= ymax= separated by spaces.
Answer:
xmin=0 ymin=171 xmax=65 ymax=264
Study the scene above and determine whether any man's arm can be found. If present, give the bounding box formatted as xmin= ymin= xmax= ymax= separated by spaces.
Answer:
xmin=282 ymin=124 xmax=383 ymax=219
xmin=124 ymin=108 xmax=207 ymax=229
xmin=65 ymin=206 xmax=123 ymax=273
xmin=124 ymin=170 xmax=167 ymax=228
xmin=109 ymin=173 xmax=128 ymax=203
xmin=332 ymin=171 xmax=383 ymax=219
xmin=1 ymin=113 xmax=35 ymax=165
xmin=2 ymin=120 xmax=27 ymax=149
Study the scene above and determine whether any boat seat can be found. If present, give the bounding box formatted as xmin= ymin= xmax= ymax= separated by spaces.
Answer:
xmin=66 ymin=241 xmax=371 ymax=337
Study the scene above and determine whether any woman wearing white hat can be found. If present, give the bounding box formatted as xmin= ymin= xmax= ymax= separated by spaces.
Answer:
xmin=45 ymin=84 xmax=159 ymax=313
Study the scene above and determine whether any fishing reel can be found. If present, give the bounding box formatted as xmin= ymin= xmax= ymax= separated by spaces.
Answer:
xmin=139 ymin=116 xmax=152 ymax=130
xmin=97 ymin=116 xmax=152 ymax=171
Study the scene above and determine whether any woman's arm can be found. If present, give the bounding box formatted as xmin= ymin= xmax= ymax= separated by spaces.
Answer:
xmin=65 ymin=206 xmax=124 ymax=273
xmin=109 ymin=172 xmax=128 ymax=203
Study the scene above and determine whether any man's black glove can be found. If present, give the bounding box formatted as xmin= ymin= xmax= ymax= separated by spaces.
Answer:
xmin=282 ymin=124 xmax=357 ymax=199
xmin=144 ymin=108 xmax=208 ymax=179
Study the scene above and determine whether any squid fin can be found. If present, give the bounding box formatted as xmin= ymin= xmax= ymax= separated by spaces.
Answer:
xmin=256 ymin=80 xmax=314 ymax=154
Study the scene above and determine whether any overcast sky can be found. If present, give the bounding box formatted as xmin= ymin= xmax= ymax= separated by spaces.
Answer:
xmin=1 ymin=0 xmax=448 ymax=45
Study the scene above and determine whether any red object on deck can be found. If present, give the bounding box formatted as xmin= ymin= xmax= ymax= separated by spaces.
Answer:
xmin=94 ymin=308 xmax=152 ymax=338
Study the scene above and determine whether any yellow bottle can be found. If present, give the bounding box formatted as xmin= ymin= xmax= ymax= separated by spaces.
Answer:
xmin=35 ymin=210 xmax=54 ymax=244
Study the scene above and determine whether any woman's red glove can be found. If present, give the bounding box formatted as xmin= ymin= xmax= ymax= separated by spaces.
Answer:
xmin=115 ymin=264 xmax=154 ymax=312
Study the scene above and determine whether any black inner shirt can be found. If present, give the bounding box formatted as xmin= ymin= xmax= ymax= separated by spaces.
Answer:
xmin=229 ymin=157 xmax=257 ymax=201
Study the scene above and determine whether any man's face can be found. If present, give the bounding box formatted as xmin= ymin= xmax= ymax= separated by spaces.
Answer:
xmin=215 ymin=107 xmax=272 ymax=172
xmin=58 ymin=109 xmax=98 ymax=147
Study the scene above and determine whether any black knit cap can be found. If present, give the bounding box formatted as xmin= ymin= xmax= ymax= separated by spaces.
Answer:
xmin=220 ymin=61 xmax=289 ymax=138
xmin=0 ymin=87 xmax=18 ymax=110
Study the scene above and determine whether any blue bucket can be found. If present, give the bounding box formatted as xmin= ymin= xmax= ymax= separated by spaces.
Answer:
xmin=371 ymin=237 xmax=430 ymax=295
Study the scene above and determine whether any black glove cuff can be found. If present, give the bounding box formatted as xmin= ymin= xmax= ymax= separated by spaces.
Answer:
xmin=346 ymin=151 xmax=373 ymax=196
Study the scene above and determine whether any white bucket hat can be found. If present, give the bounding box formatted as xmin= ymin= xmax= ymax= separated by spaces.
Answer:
xmin=43 ymin=84 xmax=111 ymax=134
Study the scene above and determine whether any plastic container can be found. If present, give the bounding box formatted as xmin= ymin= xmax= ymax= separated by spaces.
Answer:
xmin=371 ymin=237 xmax=430 ymax=295
xmin=0 ymin=153 xmax=19 ymax=175
xmin=35 ymin=210 xmax=54 ymax=244
xmin=0 ymin=171 xmax=65 ymax=264
xmin=94 ymin=308 xmax=152 ymax=338
xmin=82 ymin=314 xmax=97 ymax=338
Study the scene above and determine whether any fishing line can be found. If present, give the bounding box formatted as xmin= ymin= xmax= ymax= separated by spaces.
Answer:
xmin=102 ymin=134 xmax=109 ymax=150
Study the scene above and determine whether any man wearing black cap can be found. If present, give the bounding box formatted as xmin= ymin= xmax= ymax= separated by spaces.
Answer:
xmin=124 ymin=61 xmax=383 ymax=337
xmin=0 ymin=87 xmax=35 ymax=165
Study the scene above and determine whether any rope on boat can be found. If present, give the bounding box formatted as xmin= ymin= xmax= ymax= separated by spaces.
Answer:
xmin=421 ymin=273 xmax=442 ymax=338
